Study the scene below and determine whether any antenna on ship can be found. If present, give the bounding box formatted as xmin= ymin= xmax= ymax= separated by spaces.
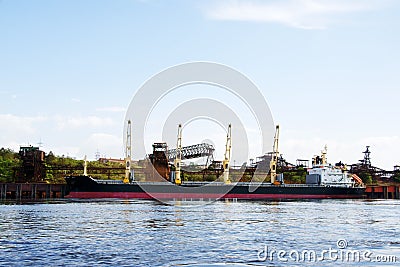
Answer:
xmin=322 ymin=145 xmax=328 ymax=165
xmin=124 ymin=120 xmax=132 ymax=184
xmin=270 ymin=125 xmax=280 ymax=184
xmin=223 ymin=124 xmax=232 ymax=184
xmin=174 ymin=124 xmax=183 ymax=185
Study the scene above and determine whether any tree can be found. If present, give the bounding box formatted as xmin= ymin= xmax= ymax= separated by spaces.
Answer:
xmin=0 ymin=148 xmax=21 ymax=182
xmin=359 ymin=172 xmax=373 ymax=185
xmin=393 ymin=173 xmax=400 ymax=183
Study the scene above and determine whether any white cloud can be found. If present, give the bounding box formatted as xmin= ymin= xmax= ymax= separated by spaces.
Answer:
xmin=359 ymin=136 xmax=400 ymax=146
xmin=0 ymin=114 xmax=48 ymax=150
xmin=0 ymin=113 xmax=123 ymax=160
xmin=55 ymin=115 xmax=115 ymax=130
xmin=80 ymin=133 xmax=123 ymax=160
xmin=205 ymin=0 xmax=392 ymax=29
xmin=0 ymin=91 xmax=19 ymax=99
xmin=96 ymin=106 xmax=126 ymax=113
xmin=49 ymin=146 xmax=81 ymax=159
xmin=86 ymin=133 xmax=122 ymax=145
xmin=0 ymin=114 xmax=47 ymax=135
xmin=1 ymin=141 xmax=23 ymax=152
xmin=356 ymin=136 xmax=400 ymax=170
xmin=71 ymin=98 xmax=81 ymax=103
xmin=280 ymin=135 xmax=400 ymax=171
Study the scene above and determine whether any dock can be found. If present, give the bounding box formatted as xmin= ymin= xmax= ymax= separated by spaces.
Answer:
xmin=365 ymin=185 xmax=400 ymax=199
xmin=0 ymin=183 xmax=67 ymax=200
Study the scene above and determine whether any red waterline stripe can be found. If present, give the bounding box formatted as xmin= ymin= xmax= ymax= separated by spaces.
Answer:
xmin=65 ymin=192 xmax=361 ymax=199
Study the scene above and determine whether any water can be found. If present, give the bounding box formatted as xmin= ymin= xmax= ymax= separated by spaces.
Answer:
xmin=0 ymin=199 xmax=399 ymax=266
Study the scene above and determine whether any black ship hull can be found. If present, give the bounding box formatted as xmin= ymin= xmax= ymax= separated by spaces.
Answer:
xmin=65 ymin=176 xmax=365 ymax=200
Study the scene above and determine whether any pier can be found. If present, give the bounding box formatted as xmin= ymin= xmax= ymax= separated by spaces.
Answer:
xmin=0 ymin=183 xmax=67 ymax=200
xmin=365 ymin=185 xmax=400 ymax=199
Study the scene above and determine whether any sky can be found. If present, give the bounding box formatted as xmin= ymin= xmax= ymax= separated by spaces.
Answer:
xmin=0 ymin=0 xmax=399 ymax=170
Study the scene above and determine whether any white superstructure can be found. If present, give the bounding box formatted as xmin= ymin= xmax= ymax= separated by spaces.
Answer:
xmin=306 ymin=146 xmax=362 ymax=187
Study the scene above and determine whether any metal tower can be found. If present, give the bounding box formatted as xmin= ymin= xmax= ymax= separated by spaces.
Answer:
xmin=362 ymin=146 xmax=371 ymax=167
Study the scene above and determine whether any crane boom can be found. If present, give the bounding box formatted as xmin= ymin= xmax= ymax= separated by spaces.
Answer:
xmin=124 ymin=120 xmax=132 ymax=184
xmin=174 ymin=124 xmax=183 ymax=185
xmin=223 ymin=124 xmax=232 ymax=184
xmin=270 ymin=125 xmax=280 ymax=184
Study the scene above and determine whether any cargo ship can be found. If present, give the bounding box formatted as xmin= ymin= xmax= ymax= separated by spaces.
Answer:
xmin=65 ymin=177 xmax=365 ymax=200
xmin=65 ymin=152 xmax=365 ymax=200
xmin=65 ymin=125 xmax=365 ymax=200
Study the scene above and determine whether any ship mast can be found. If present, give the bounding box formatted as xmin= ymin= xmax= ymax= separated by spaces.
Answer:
xmin=270 ymin=125 xmax=280 ymax=184
xmin=223 ymin=124 xmax=232 ymax=184
xmin=124 ymin=120 xmax=132 ymax=184
xmin=174 ymin=124 xmax=182 ymax=185
xmin=321 ymin=145 xmax=328 ymax=166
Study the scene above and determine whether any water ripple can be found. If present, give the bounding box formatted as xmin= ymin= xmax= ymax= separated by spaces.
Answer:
xmin=0 ymin=200 xmax=399 ymax=266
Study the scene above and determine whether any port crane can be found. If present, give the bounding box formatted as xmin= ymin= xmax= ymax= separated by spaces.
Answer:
xmin=174 ymin=124 xmax=183 ymax=185
xmin=223 ymin=124 xmax=232 ymax=184
xmin=270 ymin=125 xmax=280 ymax=184
xmin=171 ymin=123 xmax=230 ymax=184
xmin=124 ymin=120 xmax=132 ymax=184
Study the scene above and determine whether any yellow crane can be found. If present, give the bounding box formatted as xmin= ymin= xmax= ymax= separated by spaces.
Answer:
xmin=270 ymin=125 xmax=280 ymax=184
xmin=174 ymin=124 xmax=183 ymax=185
xmin=223 ymin=124 xmax=232 ymax=184
xmin=123 ymin=120 xmax=132 ymax=184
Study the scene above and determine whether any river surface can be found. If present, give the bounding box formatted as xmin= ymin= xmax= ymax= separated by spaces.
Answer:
xmin=0 ymin=199 xmax=399 ymax=266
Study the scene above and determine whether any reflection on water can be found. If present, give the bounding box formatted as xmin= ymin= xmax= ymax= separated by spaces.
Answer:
xmin=0 ymin=200 xmax=399 ymax=266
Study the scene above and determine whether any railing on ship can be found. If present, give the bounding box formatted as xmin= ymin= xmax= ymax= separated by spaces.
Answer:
xmin=93 ymin=179 xmax=360 ymax=188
